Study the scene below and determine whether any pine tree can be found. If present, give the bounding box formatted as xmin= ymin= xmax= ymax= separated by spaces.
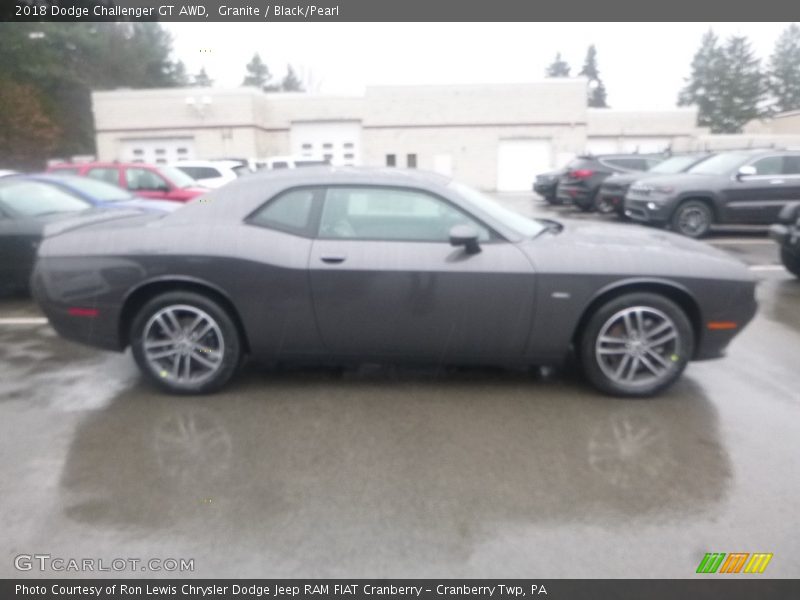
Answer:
xmin=242 ymin=53 xmax=272 ymax=89
xmin=545 ymin=52 xmax=570 ymax=77
xmin=281 ymin=64 xmax=304 ymax=91
xmin=768 ymin=23 xmax=800 ymax=114
xmin=579 ymin=45 xmax=608 ymax=107
xmin=192 ymin=67 xmax=213 ymax=87
xmin=680 ymin=32 xmax=766 ymax=133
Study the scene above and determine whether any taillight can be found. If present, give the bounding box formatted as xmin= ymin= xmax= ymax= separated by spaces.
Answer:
xmin=569 ymin=169 xmax=594 ymax=179
xmin=67 ymin=307 xmax=99 ymax=317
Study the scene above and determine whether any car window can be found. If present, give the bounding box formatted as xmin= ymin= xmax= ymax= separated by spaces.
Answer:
xmin=319 ymin=186 xmax=490 ymax=242
xmin=750 ymin=156 xmax=783 ymax=176
xmin=0 ymin=181 xmax=90 ymax=217
xmin=271 ymin=161 xmax=289 ymax=169
xmin=86 ymin=168 xmax=120 ymax=185
xmin=177 ymin=166 xmax=221 ymax=179
xmin=125 ymin=168 xmax=169 ymax=192
xmin=688 ymin=152 xmax=750 ymax=175
xmin=649 ymin=155 xmax=703 ymax=174
xmin=248 ymin=188 xmax=316 ymax=235
xmin=295 ymin=160 xmax=329 ymax=167
xmin=781 ymin=156 xmax=800 ymax=175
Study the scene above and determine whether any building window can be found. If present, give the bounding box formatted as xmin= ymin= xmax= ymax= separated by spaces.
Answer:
xmin=155 ymin=149 xmax=166 ymax=155
xmin=323 ymin=153 xmax=333 ymax=161
xmin=407 ymin=154 xmax=417 ymax=168
xmin=343 ymin=142 xmax=354 ymax=149
xmin=323 ymin=143 xmax=333 ymax=149
xmin=386 ymin=154 xmax=396 ymax=167
xmin=302 ymin=143 xmax=313 ymax=150
xmin=132 ymin=149 xmax=143 ymax=156
xmin=344 ymin=153 xmax=354 ymax=160
xmin=177 ymin=148 xmax=188 ymax=154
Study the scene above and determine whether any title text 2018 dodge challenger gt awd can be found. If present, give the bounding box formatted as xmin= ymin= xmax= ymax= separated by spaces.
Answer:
xmin=32 ymin=168 xmax=757 ymax=397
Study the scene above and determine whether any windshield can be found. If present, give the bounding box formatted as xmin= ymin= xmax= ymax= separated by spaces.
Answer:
xmin=688 ymin=152 xmax=749 ymax=176
xmin=51 ymin=176 xmax=132 ymax=202
xmin=159 ymin=166 xmax=199 ymax=188
xmin=449 ymin=181 xmax=546 ymax=238
xmin=0 ymin=180 xmax=91 ymax=217
xmin=649 ymin=155 xmax=705 ymax=174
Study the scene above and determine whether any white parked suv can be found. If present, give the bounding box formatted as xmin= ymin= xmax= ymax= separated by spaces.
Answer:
xmin=170 ymin=160 xmax=248 ymax=189
xmin=259 ymin=155 xmax=330 ymax=170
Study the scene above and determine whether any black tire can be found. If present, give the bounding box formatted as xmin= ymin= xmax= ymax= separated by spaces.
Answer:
xmin=576 ymin=191 xmax=597 ymax=212
xmin=594 ymin=194 xmax=616 ymax=215
xmin=781 ymin=246 xmax=800 ymax=278
xmin=130 ymin=291 xmax=242 ymax=394
xmin=579 ymin=292 xmax=694 ymax=397
xmin=671 ymin=200 xmax=713 ymax=238
xmin=544 ymin=194 xmax=562 ymax=206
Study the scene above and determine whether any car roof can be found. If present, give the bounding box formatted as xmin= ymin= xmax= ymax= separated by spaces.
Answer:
xmin=172 ymin=160 xmax=242 ymax=168
xmin=162 ymin=167 xmax=455 ymax=225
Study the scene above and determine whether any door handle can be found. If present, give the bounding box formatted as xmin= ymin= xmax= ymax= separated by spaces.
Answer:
xmin=320 ymin=256 xmax=346 ymax=264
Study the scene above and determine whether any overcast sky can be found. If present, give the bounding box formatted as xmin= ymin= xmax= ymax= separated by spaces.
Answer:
xmin=166 ymin=22 xmax=795 ymax=110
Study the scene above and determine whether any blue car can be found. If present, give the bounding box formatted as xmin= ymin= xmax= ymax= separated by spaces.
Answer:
xmin=18 ymin=174 xmax=182 ymax=213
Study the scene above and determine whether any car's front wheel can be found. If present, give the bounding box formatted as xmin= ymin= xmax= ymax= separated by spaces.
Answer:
xmin=780 ymin=246 xmax=800 ymax=278
xmin=580 ymin=293 xmax=694 ymax=397
xmin=130 ymin=291 xmax=242 ymax=394
xmin=671 ymin=200 xmax=713 ymax=238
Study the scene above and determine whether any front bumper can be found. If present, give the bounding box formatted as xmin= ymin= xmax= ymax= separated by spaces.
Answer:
xmin=624 ymin=197 xmax=672 ymax=224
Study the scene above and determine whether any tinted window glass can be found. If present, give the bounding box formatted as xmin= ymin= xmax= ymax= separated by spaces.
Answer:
xmin=86 ymin=167 xmax=120 ymax=185
xmin=783 ymin=156 xmax=800 ymax=175
xmin=0 ymin=181 xmax=90 ymax=217
xmin=605 ymin=158 xmax=648 ymax=171
xmin=295 ymin=160 xmax=328 ymax=167
xmin=271 ymin=161 xmax=289 ymax=169
xmin=750 ymin=156 xmax=783 ymax=176
xmin=249 ymin=189 xmax=315 ymax=235
xmin=319 ymin=187 xmax=490 ymax=242
xmin=125 ymin=168 xmax=169 ymax=191
xmin=649 ymin=155 xmax=705 ymax=174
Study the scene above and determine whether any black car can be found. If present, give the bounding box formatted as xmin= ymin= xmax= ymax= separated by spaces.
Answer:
xmin=625 ymin=149 xmax=800 ymax=238
xmin=33 ymin=167 xmax=757 ymax=397
xmin=556 ymin=154 xmax=664 ymax=211
xmin=533 ymin=168 xmax=566 ymax=205
xmin=596 ymin=153 xmax=714 ymax=216
xmin=0 ymin=178 xmax=93 ymax=294
xmin=769 ymin=202 xmax=800 ymax=277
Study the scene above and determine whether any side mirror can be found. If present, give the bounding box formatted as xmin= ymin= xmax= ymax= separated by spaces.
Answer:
xmin=449 ymin=224 xmax=481 ymax=254
xmin=737 ymin=165 xmax=757 ymax=180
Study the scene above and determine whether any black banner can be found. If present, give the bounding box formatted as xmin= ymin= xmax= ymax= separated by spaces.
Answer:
xmin=5 ymin=580 xmax=800 ymax=600
xmin=2 ymin=0 xmax=799 ymax=22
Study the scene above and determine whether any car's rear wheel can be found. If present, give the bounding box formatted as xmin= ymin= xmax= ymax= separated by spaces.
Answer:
xmin=780 ymin=246 xmax=800 ymax=278
xmin=580 ymin=293 xmax=694 ymax=397
xmin=671 ymin=200 xmax=713 ymax=238
xmin=594 ymin=194 xmax=616 ymax=215
xmin=130 ymin=291 xmax=241 ymax=394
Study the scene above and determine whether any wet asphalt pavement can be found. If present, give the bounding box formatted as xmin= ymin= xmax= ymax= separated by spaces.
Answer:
xmin=1 ymin=196 xmax=799 ymax=579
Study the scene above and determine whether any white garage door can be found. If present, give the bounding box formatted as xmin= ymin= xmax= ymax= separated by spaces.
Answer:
xmin=497 ymin=140 xmax=552 ymax=192
xmin=120 ymin=138 xmax=195 ymax=165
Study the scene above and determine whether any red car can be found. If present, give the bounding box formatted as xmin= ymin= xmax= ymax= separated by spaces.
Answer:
xmin=46 ymin=162 xmax=208 ymax=202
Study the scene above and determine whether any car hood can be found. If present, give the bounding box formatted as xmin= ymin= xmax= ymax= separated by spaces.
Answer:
xmin=523 ymin=220 xmax=752 ymax=281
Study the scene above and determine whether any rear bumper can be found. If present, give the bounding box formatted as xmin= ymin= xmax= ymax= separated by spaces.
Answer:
xmin=556 ymin=185 xmax=593 ymax=207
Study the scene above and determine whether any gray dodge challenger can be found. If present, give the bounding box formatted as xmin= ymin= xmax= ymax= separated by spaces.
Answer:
xmin=32 ymin=168 xmax=757 ymax=397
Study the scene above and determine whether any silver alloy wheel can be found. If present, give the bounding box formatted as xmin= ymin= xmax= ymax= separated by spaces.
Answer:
xmin=677 ymin=205 xmax=709 ymax=236
xmin=143 ymin=304 xmax=225 ymax=387
xmin=595 ymin=306 xmax=680 ymax=387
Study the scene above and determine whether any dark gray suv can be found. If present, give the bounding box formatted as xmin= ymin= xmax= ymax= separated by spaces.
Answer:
xmin=624 ymin=149 xmax=800 ymax=237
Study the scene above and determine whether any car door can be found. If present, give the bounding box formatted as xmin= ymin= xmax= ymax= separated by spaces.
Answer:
xmin=308 ymin=185 xmax=536 ymax=361
xmin=721 ymin=155 xmax=799 ymax=224
xmin=123 ymin=167 xmax=171 ymax=199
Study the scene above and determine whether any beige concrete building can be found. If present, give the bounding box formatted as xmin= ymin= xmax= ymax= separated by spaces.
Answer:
xmin=92 ymin=80 xmax=704 ymax=191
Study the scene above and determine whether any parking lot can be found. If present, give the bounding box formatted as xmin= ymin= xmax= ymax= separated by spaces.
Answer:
xmin=1 ymin=195 xmax=799 ymax=578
